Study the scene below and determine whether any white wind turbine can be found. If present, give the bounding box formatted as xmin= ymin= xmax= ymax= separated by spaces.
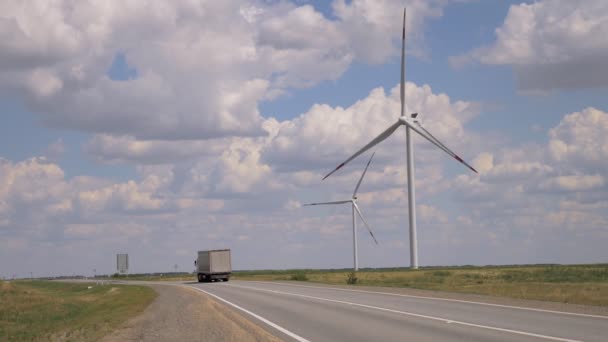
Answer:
xmin=305 ymin=152 xmax=378 ymax=271
xmin=323 ymin=8 xmax=478 ymax=269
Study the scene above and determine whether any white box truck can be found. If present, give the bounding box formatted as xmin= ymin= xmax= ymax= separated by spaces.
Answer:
xmin=195 ymin=249 xmax=231 ymax=282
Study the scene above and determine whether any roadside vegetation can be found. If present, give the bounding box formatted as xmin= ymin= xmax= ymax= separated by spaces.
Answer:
xmin=0 ymin=280 xmax=156 ymax=341
xmin=109 ymin=272 xmax=193 ymax=282
xmin=232 ymin=264 xmax=608 ymax=306
xmin=93 ymin=264 xmax=608 ymax=306
xmin=290 ymin=271 xmax=309 ymax=281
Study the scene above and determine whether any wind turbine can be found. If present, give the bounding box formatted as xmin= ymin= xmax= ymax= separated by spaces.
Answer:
xmin=305 ymin=152 xmax=378 ymax=271
xmin=323 ymin=8 xmax=478 ymax=269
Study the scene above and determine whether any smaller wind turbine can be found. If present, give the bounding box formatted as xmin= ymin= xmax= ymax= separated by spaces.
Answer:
xmin=304 ymin=152 xmax=378 ymax=271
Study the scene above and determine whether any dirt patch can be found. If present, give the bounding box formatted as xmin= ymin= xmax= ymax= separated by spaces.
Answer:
xmin=102 ymin=284 xmax=281 ymax=342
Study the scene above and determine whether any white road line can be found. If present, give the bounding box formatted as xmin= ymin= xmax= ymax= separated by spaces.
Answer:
xmin=227 ymin=283 xmax=582 ymax=342
xmin=246 ymin=281 xmax=608 ymax=320
xmin=187 ymin=285 xmax=310 ymax=342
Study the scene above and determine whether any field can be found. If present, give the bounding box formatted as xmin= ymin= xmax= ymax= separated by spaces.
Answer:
xmin=232 ymin=264 xmax=608 ymax=306
xmin=0 ymin=280 xmax=156 ymax=341
xmin=96 ymin=264 xmax=608 ymax=306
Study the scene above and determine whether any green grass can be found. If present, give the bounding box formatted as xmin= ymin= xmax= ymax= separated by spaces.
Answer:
xmin=231 ymin=264 xmax=608 ymax=306
xmin=290 ymin=271 xmax=309 ymax=281
xmin=0 ymin=280 xmax=156 ymax=341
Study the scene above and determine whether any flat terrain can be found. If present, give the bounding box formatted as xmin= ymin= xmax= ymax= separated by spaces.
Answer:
xmin=0 ymin=280 xmax=155 ymax=341
xmin=188 ymin=280 xmax=608 ymax=342
xmin=231 ymin=264 xmax=608 ymax=306
xmin=102 ymin=283 xmax=281 ymax=342
xmin=121 ymin=264 xmax=608 ymax=306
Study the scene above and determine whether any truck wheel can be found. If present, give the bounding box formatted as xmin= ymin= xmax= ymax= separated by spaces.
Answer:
xmin=223 ymin=278 xmax=229 ymax=282
xmin=197 ymin=274 xmax=204 ymax=283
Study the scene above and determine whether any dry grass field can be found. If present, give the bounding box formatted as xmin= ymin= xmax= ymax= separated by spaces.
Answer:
xmin=0 ymin=280 xmax=156 ymax=341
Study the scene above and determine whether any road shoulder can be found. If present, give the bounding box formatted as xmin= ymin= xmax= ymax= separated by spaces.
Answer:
xmin=102 ymin=283 xmax=282 ymax=342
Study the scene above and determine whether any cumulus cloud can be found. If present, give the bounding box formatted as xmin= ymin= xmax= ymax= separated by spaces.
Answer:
xmin=472 ymin=152 xmax=493 ymax=174
xmin=539 ymin=174 xmax=604 ymax=192
xmin=444 ymin=107 xmax=608 ymax=251
xmin=451 ymin=0 xmax=608 ymax=90
xmin=0 ymin=157 xmax=184 ymax=241
xmin=3 ymin=1 xmax=608 ymax=275
xmin=548 ymin=107 xmax=608 ymax=171
xmin=332 ymin=0 xmax=444 ymax=62
xmin=263 ymin=82 xmax=481 ymax=172
xmin=3 ymin=103 xmax=608 ymax=275
xmin=84 ymin=135 xmax=228 ymax=164
xmin=0 ymin=0 xmax=446 ymax=143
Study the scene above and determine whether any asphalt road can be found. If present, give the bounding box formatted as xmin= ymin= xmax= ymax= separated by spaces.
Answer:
xmin=186 ymin=280 xmax=608 ymax=342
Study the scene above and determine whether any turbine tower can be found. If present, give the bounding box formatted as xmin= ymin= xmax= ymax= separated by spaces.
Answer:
xmin=305 ymin=153 xmax=378 ymax=271
xmin=323 ymin=8 xmax=478 ymax=269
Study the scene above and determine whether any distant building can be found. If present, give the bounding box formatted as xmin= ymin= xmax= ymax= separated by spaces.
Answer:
xmin=116 ymin=253 xmax=129 ymax=274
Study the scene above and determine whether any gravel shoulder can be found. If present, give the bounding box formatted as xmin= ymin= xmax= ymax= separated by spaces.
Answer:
xmin=101 ymin=284 xmax=282 ymax=342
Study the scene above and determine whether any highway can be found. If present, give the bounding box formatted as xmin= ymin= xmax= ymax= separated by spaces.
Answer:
xmin=186 ymin=281 xmax=608 ymax=342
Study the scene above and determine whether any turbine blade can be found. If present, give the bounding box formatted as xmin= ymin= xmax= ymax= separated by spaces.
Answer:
xmin=353 ymin=202 xmax=378 ymax=245
xmin=353 ymin=152 xmax=375 ymax=198
xmin=303 ymin=200 xmax=351 ymax=206
xmin=414 ymin=122 xmax=478 ymax=173
xmin=323 ymin=121 xmax=401 ymax=180
xmin=401 ymin=8 xmax=406 ymax=118
xmin=403 ymin=119 xmax=478 ymax=174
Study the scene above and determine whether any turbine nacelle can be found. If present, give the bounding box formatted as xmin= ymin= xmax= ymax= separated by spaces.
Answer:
xmin=398 ymin=114 xmax=419 ymax=126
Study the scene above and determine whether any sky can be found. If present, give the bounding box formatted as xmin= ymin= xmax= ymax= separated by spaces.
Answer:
xmin=1 ymin=0 xmax=608 ymax=278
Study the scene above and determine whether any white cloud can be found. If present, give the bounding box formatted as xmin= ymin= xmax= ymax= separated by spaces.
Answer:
xmin=263 ymin=82 xmax=480 ymax=172
xmin=2 ymin=102 xmax=608 ymax=275
xmin=1 ymin=0 xmax=447 ymax=142
xmin=284 ymin=199 xmax=302 ymax=211
xmin=85 ymin=135 xmax=228 ymax=164
xmin=548 ymin=107 xmax=608 ymax=170
xmin=0 ymin=157 xmax=67 ymax=207
xmin=539 ymin=174 xmax=604 ymax=192
xmin=2 ymin=1 xmax=608 ymax=275
xmin=332 ymin=0 xmax=444 ymax=62
xmin=418 ymin=204 xmax=448 ymax=224
xmin=472 ymin=152 xmax=494 ymax=174
xmin=451 ymin=0 xmax=608 ymax=90
xmin=443 ymin=107 xmax=608 ymax=251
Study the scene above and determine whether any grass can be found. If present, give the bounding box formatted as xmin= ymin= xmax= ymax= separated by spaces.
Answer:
xmin=108 ymin=272 xmax=194 ymax=282
xmin=231 ymin=264 xmax=608 ymax=306
xmin=0 ymin=280 xmax=156 ymax=341
xmin=290 ymin=272 xmax=309 ymax=281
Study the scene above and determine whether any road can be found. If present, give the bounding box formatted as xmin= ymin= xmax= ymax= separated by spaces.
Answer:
xmin=186 ymin=280 xmax=608 ymax=342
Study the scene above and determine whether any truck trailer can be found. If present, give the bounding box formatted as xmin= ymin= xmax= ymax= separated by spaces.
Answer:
xmin=195 ymin=249 xmax=231 ymax=282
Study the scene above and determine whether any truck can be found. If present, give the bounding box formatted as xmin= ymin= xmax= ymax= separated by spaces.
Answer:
xmin=195 ymin=249 xmax=231 ymax=282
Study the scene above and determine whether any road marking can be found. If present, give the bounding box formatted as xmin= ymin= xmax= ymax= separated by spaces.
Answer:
xmin=247 ymin=281 xmax=608 ymax=320
xmin=187 ymin=285 xmax=310 ymax=342
xmin=228 ymin=283 xmax=581 ymax=342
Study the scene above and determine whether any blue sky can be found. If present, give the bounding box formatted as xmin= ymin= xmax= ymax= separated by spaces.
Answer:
xmin=3 ymin=0 xmax=605 ymax=180
xmin=1 ymin=0 xmax=607 ymax=278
